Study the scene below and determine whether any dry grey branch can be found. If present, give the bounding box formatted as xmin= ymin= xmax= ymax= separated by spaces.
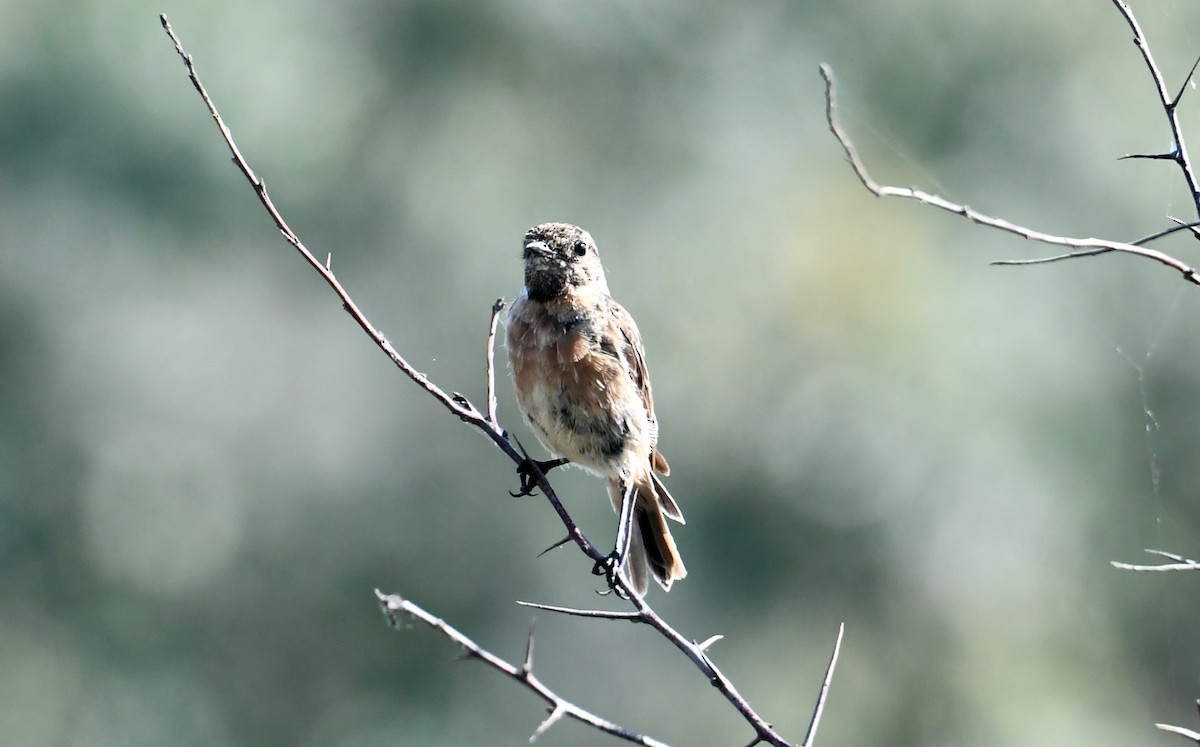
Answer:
xmin=818 ymin=63 xmax=1200 ymax=286
xmin=1156 ymin=701 xmax=1200 ymax=744
xmin=162 ymin=15 xmax=843 ymax=747
xmin=1112 ymin=548 xmax=1200 ymax=572
xmin=800 ymin=623 xmax=845 ymax=747
xmin=517 ymin=600 xmax=644 ymax=621
xmin=1109 ymin=0 xmax=1200 ymax=216
xmin=823 ymin=4 xmax=1200 ymax=743
xmin=376 ymin=590 xmax=670 ymax=746
xmin=486 ymin=299 xmax=505 ymax=428
xmin=1158 ymin=723 xmax=1200 ymax=744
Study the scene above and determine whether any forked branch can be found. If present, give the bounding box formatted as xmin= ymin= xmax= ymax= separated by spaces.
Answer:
xmin=819 ymin=64 xmax=1200 ymax=286
xmin=1109 ymin=0 xmax=1200 ymax=216
xmin=376 ymin=590 xmax=670 ymax=746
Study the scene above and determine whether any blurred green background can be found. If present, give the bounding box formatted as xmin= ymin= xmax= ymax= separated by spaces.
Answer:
xmin=3 ymin=1 xmax=1200 ymax=745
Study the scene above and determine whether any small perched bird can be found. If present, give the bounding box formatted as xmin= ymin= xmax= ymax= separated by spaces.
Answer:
xmin=505 ymin=222 xmax=686 ymax=595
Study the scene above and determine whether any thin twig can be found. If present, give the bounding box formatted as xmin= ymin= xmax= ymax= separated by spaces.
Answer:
xmin=160 ymin=17 xmax=480 ymax=426
xmin=618 ymin=588 xmax=799 ymax=746
xmin=1109 ymin=0 xmax=1200 ymax=217
xmin=486 ymin=299 xmax=505 ymax=428
xmin=517 ymin=600 xmax=644 ymax=621
xmin=1112 ymin=548 xmax=1200 ymax=571
xmin=1131 ymin=220 xmax=1200 ymax=246
xmin=801 ymin=623 xmax=844 ymax=747
xmin=818 ymin=63 xmax=1200 ymax=287
xmin=520 ymin=550 xmax=805 ymax=746
xmin=376 ymin=591 xmax=670 ymax=746
xmin=1158 ymin=702 xmax=1200 ymax=744
xmin=1157 ymin=722 xmax=1200 ymax=743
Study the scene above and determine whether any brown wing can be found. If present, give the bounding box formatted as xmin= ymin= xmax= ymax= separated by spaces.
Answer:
xmin=610 ymin=298 xmax=684 ymax=524
xmin=610 ymin=299 xmax=669 ymax=476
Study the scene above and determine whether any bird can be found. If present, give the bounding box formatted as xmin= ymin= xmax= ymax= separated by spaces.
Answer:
xmin=505 ymin=222 xmax=686 ymax=595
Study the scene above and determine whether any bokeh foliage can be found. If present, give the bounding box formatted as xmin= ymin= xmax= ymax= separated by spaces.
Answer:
xmin=2 ymin=1 xmax=1200 ymax=745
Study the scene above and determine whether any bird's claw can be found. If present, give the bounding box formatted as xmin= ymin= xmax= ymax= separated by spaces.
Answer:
xmin=509 ymin=457 xmax=568 ymax=497
xmin=591 ymin=551 xmax=625 ymax=595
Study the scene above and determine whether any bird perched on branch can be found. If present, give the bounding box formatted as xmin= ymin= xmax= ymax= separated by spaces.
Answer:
xmin=505 ymin=222 xmax=686 ymax=595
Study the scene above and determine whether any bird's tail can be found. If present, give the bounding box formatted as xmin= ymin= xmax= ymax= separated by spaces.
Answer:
xmin=609 ymin=475 xmax=687 ymax=595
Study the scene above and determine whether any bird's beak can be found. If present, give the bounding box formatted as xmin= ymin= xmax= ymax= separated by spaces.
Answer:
xmin=523 ymin=240 xmax=552 ymax=259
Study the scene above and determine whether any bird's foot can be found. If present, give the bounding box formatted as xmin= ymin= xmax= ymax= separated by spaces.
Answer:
xmin=592 ymin=551 xmax=627 ymax=597
xmin=510 ymin=457 xmax=569 ymax=497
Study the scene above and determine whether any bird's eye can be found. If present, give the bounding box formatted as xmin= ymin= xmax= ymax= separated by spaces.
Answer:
xmin=572 ymin=240 xmax=588 ymax=256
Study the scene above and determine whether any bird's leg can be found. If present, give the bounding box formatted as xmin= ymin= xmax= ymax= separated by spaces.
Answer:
xmin=510 ymin=457 xmax=569 ymax=497
xmin=594 ymin=479 xmax=637 ymax=593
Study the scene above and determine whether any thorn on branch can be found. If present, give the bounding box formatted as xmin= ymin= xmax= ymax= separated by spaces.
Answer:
xmin=1109 ymin=0 xmax=1200 ymax=218
xmin=536 ymin=535 xmax=573 ymax=557
xmin=1118 ymin=150 xmax=1179 ymax=161
xmin=1169 ymin=216 xmax=1200 ymax=240
xmin=820 ymin=60 xmax=1200 ymax=287
xmin=531 ymin=705 xmax=567 ymax=742
xmin=1130 ymin=219 xmax=1200 ymax=246
xmin=1169 ymin=55 xmax=1200 ymax=109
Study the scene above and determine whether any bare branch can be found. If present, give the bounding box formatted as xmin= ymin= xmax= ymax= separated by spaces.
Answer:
xmin=1131 ymin=219 xmax=1200 ymax=246
xmin=1112 ymin=548 xmax=1200 ymax=571
xmin=818 ymin=63 xmax=1200 ymax=286
xmin=536 ymin=535 xmax=574 ymax=557
xmin=1120 ymin=150 xmax=1178 ymax=162
xmin=517 ymin=600 xmax=644 ymax=621
xmin=524 ymin=620 xmax=536 ymax=674
xmin=1157 ymin=722 xmax=1200 ymax=744
xmin=532 ymin=705 xmax=569 ymax=742
xmin=376 ymin=590 xmax=670 ymax=746
xmin=801 ymin=623 xmax=845 ymax=747
xmin=486 ymin=299 xmax=505 ymax=429
xmin=161 ymin=16 xmax=478 ymax=426
xmin=1109 ymin=0 xmax=1200 ymax=216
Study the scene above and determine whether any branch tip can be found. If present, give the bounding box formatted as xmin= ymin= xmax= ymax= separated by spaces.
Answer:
xmin=800 ymin=622 xmax=845 ymax=747
xmin=1156 ymin=722 xmax=1200 ymax=742
xmin=523 ymin=621 xmax=536 ymax=674
xmin=1169 ymin=54 xmax=1200 ymax=109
